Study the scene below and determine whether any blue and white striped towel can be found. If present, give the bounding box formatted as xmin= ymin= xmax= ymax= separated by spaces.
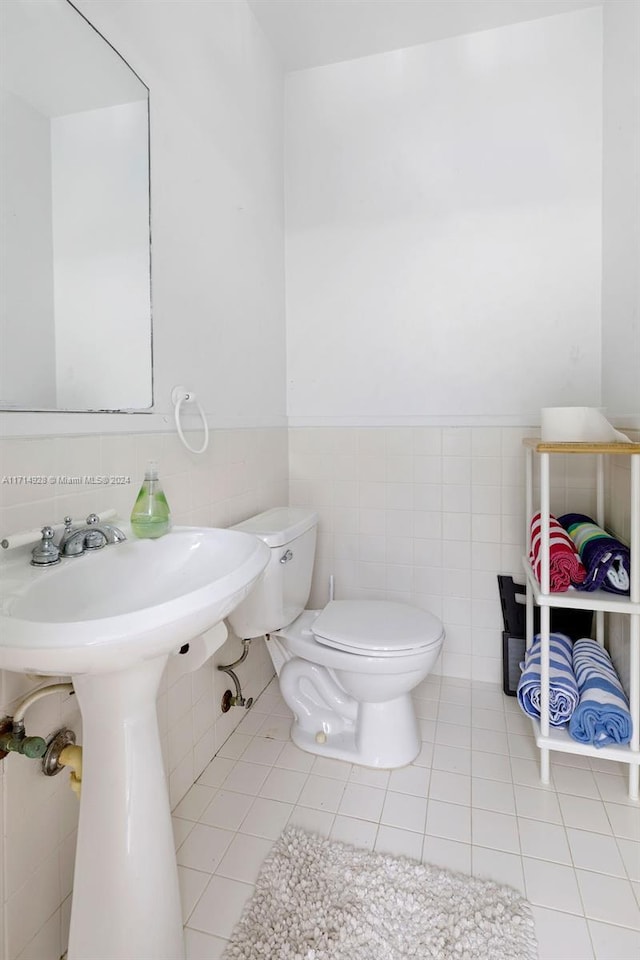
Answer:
xmin=569 ymin=638 xmax=633 ymax=748
xmin=517 ymin=633 xmax=579 ymax=726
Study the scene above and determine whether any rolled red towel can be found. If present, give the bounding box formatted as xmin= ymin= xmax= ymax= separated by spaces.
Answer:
xmin=529 ymin=512 xmax=587 ymax=592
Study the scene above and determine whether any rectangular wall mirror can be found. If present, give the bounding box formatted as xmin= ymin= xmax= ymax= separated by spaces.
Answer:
xmin=0 ymin=0 xmax=153 ymax=412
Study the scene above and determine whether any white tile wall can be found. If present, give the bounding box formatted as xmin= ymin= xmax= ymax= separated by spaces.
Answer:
xmin=1 ymin=424 xmax=633 ymax=958
xmin=0 ymin=427 xmax=286 ymax=960
xmin=289 ymin=426 xmax=599 ymax=684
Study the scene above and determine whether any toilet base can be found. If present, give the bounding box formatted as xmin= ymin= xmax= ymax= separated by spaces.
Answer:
xmin=289 ymin=695 xmax=421 ymax=769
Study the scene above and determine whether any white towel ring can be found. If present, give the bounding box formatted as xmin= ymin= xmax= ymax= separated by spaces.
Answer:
xmin=171 ymin=385 xmax=209 ymax=454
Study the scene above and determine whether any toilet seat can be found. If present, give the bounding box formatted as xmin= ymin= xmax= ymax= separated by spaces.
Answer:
xmin=312 ymin=600 xmax=444 ymax=658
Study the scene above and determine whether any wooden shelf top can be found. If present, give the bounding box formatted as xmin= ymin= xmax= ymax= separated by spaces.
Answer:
xmin=523 ymin=438 xmax=640 ymax=455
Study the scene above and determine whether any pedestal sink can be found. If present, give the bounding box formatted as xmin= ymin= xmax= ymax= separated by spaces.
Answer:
xmin=0 ymin=526 xmax=270 ymax=960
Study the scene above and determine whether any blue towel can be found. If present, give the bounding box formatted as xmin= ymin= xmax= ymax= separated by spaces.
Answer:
xmin=569 ymin=638 xmax=633 ymax=748
xmin=558 ymin=513 xmax=631 ymax=595
xmin=517 ymin=633 xmax=579 ymax=726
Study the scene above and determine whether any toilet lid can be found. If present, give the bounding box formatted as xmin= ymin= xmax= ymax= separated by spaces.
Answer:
xmin=312 ymin=601 xmax=444 ymax=657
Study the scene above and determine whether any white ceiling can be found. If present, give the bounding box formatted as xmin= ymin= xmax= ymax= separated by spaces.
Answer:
xmin=247 ymin=0 xmax=602 ymax=71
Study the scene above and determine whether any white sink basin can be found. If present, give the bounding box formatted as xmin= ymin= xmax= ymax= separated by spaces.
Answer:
xmin=0 ymin=525 xmax=269 ymax=674
xmin=0 ymin=523 xmax=269 ymax=960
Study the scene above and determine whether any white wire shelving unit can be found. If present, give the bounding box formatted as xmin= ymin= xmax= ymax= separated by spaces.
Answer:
xmin=522 ymin=439 xmax=640 ymax=801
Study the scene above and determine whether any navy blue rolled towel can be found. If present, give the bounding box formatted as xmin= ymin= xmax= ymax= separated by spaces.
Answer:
xmin=558 ymin=513 xmax=631 ymax=595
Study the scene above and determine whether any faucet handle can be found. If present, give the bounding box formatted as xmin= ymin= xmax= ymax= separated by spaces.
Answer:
xmin=31 ymin=527 xmax=61 ymax=567
xmin=86 ymin=513 xmax=100 ymax=525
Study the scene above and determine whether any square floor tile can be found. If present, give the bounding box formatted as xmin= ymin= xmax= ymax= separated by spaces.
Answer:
xmin=338 ymin=782 xmax=386 ymax=822
xmin=388 ymin=765 xmax=430 ymax=798
xmin=236 ymin=709 xmax=266 ymax=736
xmin=200 ymin=790 xmax=254 ymax=832
xmin=522 ymin=858 xmax=583 ymax=913
xmin=197 ymin=757 xmax=235 ymax=789
xmin=436 ymin=722 xmax=471 ymax=749
xmin=576 ymin=870 xmax=640 ymax=929
xmin=297 ymin=775 xmax=346 ymax=814
xmin=566 ymin=828 xmax=626 ymax=877
xmin=418 ymin=718 xmax=437 ymax=742
xmin=375 ymin=825 xmax=423 ymax=860
xmin=348 ymin=765 xmax=390 ymax=789
xmin=173 ymin=817 xmax=195 ymax=851
xmin=588 ymin=920 xmax=640 ymax=960
xmin=437 ymin=701 xmax=471 ymax=725
xmin=532 ymin=907 xmax=594 ymax=960
xmin=259 ymin=767 xmax=308 ymax=803
xmin=471 ymin=707 xmax=506 ymax=732
xmin=176 ymin=824 xmax=234 ymax=874
xmin=552 ymin=766 xmax=600 ymax=800
xmin=239 ymin=797 xmax=293 ymax=840
xmin=518 ymin=818 xmax=571 ymax=864
xmin=472 ymin=846 xmax=525 ymax=894
xmin=472 ymin=809 xmax=520 ymax=854
xmin=471 ymin=751 xmax=512 ymax=783
xmin=274 ymin=742 xmax=315 ymax=773
xmin=606 ymin=802 xmax=640 ymax=841
xmin=594 ymin=771 xmax=636 ymax=805
xmin=471 ymin=777 xmax=515 ymax=815
xmin=473 ymin=728 xmax=510 ymax=755
xmin=188 ymin=876 xmax=253 ymax=939
xmin=472 ymin=689 xmax=506 ymax=712
xmin=217 ymin=732 xmax=252 ymax=760
xmin=510 ymin=757 xmax=549 ymax=789
xmin=507 ymin=733 xmax=537 ymax=761
xmin=216 ymin=833 xmax=273 ymax=885
xmin=310 ymin=757 xmax=353 ymax=781
xmin=429 ymin=770 xmax=470 ymax=806
xmin=617 ymin=839 xmax=640 ymax=882
xmin=559 ymin=794 xmax=612 ymax=835
xmin=381 ymin=791 xmax=427 ymax=834
xmin=514 ymin=784 xmax=562 ymax=824
xmin=330 ymin=815 xmax=377 ymax=851
xmin=221 ymin=761 xmax=270 ymax=797
xmin=173 ymin=784 xmax=217 ymax=822
xmin=239 ymin=736 xmax=285 ymax=767
xmin=425 ymin=798 xmax=471 ymax=844
xmin=432 ymin=745 xmax=471 ymax=776
xmin=413 ymin=741 xmax=434 ymax=768
xmin=422 ymin=835 xmax=472 ymax=875
xmin=178 ymin=866 xmax=209 ymax=923
xmin=184 ymin=927 xmax=228 ymax=960
xmin=257 ymin=715 xmax=292 ymax=740
xmin=287 ymin=805 xmax=334 ymax=837
xmin=413 ymin=697 xmax=438 ymax=721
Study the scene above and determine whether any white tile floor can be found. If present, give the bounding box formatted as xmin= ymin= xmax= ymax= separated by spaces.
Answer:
xmin=173 ymin=676 xmax=640 ymax=960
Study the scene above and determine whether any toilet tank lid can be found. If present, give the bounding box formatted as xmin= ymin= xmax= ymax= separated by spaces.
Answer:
xmin=231 ymin=508 xmax=318 ymax=548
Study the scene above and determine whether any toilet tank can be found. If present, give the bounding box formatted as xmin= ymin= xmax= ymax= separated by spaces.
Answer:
xmin=226 ymin=508 xmax=318 ymax=639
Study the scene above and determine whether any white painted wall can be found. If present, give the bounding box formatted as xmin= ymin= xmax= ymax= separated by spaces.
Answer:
xmin=601 ymin=0 xmax=640 ymax=423
xmin=286 ymin=8 xmax=603 ymax=423
xmin=0 ymin=91 xmax=56 ymax=408
xmin=52 ymin=101 xmax=151 ymax=410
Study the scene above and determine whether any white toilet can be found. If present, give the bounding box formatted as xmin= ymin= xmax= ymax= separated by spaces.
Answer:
xmin=228 ymin=508 xmax=445 ymax=768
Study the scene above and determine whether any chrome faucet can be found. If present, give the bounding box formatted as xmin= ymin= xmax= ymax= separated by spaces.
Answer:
xmin=31 ymin=514 xmax=126 ymax=565
xmin=59 ymin=514 xmax=126 ymax=557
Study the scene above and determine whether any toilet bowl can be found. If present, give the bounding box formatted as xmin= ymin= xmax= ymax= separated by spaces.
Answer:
xmin=228 ymin=508 xmax=445 ymax=768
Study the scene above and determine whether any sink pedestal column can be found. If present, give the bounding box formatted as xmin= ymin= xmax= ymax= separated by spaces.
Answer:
xmin=68 ymin=656 xmax=184 ymax=960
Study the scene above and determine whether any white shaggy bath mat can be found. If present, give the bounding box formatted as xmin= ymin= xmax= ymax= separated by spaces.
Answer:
xmin=221 ymin=826 xmax=537 ymax=960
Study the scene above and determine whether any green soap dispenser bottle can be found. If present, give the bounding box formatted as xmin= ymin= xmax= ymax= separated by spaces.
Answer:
xmin=130 ymin=460 xmax=171 ymax=539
